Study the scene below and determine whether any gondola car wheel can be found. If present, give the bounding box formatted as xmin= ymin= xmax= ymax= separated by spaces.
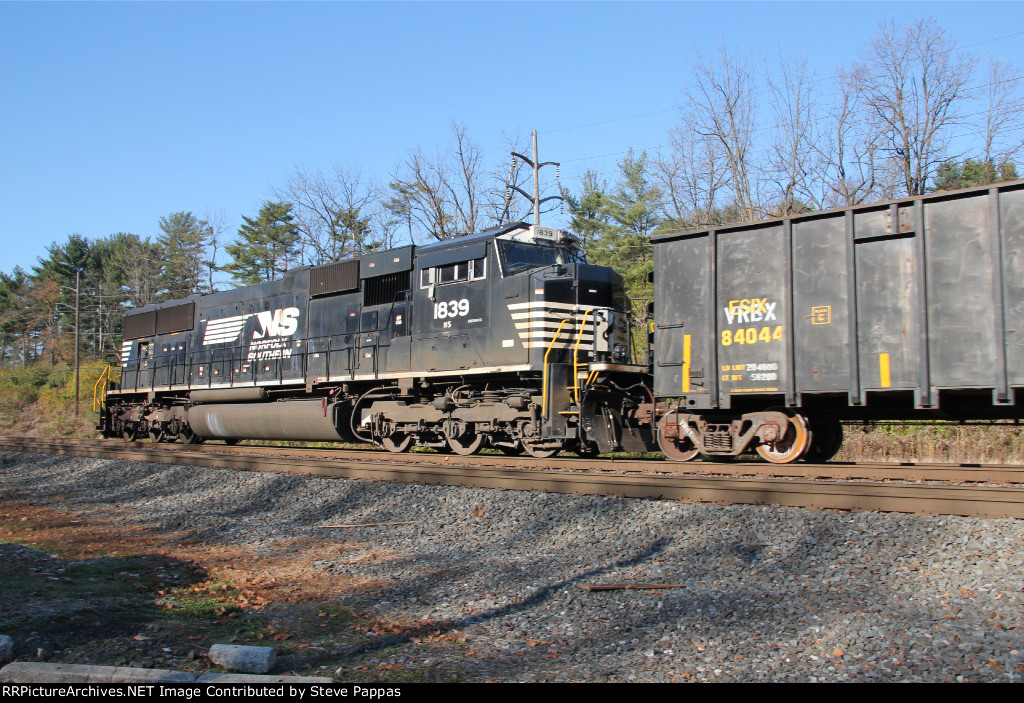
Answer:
xmin=755 ymin=411 xmax=810 ymax=464
xmin=802 ymin=418 xmax=843 ymax=463
xmin=657 ymin=416 xmax=700 ymax=462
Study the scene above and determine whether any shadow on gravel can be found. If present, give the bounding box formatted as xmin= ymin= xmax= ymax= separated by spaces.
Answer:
xmin=0 ymin=542 xmax=208 ymax=662
xmin=336 ymin=538 xmax=671 ymax=659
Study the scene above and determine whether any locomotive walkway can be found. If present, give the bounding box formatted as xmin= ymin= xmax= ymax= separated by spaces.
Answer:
xmin=2 ymin=436 xmax=1023 ymax=520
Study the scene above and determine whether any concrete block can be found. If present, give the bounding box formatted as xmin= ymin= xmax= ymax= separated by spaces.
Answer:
xmin=208 ymin=644 xmax=277 ymax=674
xmin=0 ymin=662 xmax=195 ymax=683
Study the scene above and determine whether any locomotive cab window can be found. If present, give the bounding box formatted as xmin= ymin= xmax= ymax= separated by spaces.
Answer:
xmin=419 ymin=257 xmax=485 ymax=288
xmin=497 ymin=240 xmax=584 ymax=275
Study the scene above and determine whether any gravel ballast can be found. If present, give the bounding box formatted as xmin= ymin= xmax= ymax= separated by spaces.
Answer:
xmin=2 ymin=450 xmax=1023 ymax=682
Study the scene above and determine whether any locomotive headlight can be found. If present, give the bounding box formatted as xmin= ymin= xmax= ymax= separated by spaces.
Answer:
xmin=612 ymin=344 xmax=629 ymax=363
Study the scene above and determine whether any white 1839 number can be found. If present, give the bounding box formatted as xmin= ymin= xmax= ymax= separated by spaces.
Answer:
xmin=434 ymin=299 xmax=469 ymax=320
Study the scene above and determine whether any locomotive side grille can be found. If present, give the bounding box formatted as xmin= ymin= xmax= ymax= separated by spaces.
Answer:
xmin=310 ymin=260 xmax=360 ymax=298
xmin=122 ymin=310 xmax=156 ymax=340
xmin=156 ymin=302 xmax=195 ymax=335
xmin=363 ymin=271 xmax=411 ymax=307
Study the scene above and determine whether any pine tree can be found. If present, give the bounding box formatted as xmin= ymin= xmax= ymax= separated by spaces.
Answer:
xmin=593 ymin=151 xmax=663 ymax=292
xmin=932 ymin=158 xmax=1018 ymax=191
xmin=157 ymin=212 xmax=210 ymax=299
xmin=224 ymin=202 xmax=300 ymax=286
xmin=560 ymin=170 xmax=610 ymax=259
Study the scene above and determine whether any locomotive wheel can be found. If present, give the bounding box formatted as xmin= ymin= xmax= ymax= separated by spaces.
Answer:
xmin=149 ymin=426 xmax=166 ymax=442
xmin=381 ymin=433 xmax=412 ymax=453
xmin=122 ymin=423 xmax=139 ymax=442
xmin=657 ymin=416 xmax=700 ymax=462
xmin=755 ymin=411 xmax=810 ymax=464
xmin=802 ymin=419 xmax=843 ymax=463
xmin=521 ymin=441 xmax=561 ymax=459
xmin=447 ymin=433 xmax=485 ymax=455
xmin=180 ymin=426 xmax=204 ymax=444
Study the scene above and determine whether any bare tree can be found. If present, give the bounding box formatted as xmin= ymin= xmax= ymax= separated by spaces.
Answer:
xmin=488 ymin=130 xmax=534 ymax=226
xmin=388 ymin=120 xmax=487 ymax=241
xmin=685 ymin=45 xmax=760 ymax=221
xmin=980 ymin=57 xmax=1024 ymax=176
xmin=200 ymin=208 xmax=228 ymax=293
xmin=812 ymin=65 xmax=890 ymax=208
xmin=276 ymin=163 xmax=381 ymax=264
xmin=855 ymin=18 xmax=977 ymax=196
xmin=765 ymin=53 xmax=819 ymax=215
xmin=652 ymin=125 xmax=730 ymax=228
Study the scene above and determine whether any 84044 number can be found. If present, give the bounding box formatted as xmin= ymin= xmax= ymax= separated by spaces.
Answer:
xmin=721 ymin=325 xmax=783 ymax=346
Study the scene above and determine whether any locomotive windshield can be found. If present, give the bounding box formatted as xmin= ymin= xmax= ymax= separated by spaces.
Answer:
xmin=497 ymin=240 xmax=585 ymax=275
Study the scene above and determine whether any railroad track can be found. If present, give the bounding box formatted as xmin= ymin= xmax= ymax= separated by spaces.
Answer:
xmin=2 ymin=436 xmax=1024 ymax=519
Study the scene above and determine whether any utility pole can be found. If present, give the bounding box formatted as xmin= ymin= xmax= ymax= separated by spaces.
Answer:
xmin=74 ymin=269 xmax=80 ymax=417
xmin=509 ymin=130 xmax=562 ymax=225
xmin=97 ymin=294 xmax=102 ymax=359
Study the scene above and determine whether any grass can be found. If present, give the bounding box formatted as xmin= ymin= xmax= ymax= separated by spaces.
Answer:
xmin=0 ymin=497 xmax=471 ymax=680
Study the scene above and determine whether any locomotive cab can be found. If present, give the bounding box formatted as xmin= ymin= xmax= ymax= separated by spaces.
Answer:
xmin=357 ymin=222 xmax=655 ymax=456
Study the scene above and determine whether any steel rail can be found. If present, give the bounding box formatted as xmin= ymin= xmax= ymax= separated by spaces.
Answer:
xmin=2 ymin=437 xmax=1024 ymax=519
xmin=3 ymin=435 xmax=1023 ymax=484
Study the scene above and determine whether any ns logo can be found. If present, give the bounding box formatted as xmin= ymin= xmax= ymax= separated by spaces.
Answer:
xmin=252 ymin=307 xmax=300 ymax=339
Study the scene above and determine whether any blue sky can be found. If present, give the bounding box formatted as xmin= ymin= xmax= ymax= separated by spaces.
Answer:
xmin=2 ymin=1 xmax=1023 ymax=276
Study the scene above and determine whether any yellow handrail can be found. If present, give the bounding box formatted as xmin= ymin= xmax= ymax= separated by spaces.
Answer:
xmin=92 ymin=363 xmax=111 ymax=413
xmin=542 ymin=318 xmax=571 ymax=419
xmin=572 ymin=309 xmax=595 ymax=406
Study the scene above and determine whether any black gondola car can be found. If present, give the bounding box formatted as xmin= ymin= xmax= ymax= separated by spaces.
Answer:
xmin=651 ymin=181 xmax=1024 ymax=463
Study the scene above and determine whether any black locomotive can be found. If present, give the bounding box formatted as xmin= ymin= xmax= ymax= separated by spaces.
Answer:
xmin=101 ymin=222 xmax=656 ymax=458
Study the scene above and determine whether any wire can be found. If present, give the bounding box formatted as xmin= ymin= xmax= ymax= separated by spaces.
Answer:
xmin=0 ymin=366 xmax=113 ymax=381
xmin=539 ymin=29 xmax=1024 ymax=137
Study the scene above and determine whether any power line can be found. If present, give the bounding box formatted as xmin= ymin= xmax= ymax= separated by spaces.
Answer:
xmin=0 ymin=366 xmax=112 ymax=381
xmin=539 ymin=29 xmax=1024 ymax=138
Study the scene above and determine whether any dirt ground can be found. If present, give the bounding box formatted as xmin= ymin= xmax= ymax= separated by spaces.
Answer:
xmin=0 ymin=498 xmax=470 ymax=682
